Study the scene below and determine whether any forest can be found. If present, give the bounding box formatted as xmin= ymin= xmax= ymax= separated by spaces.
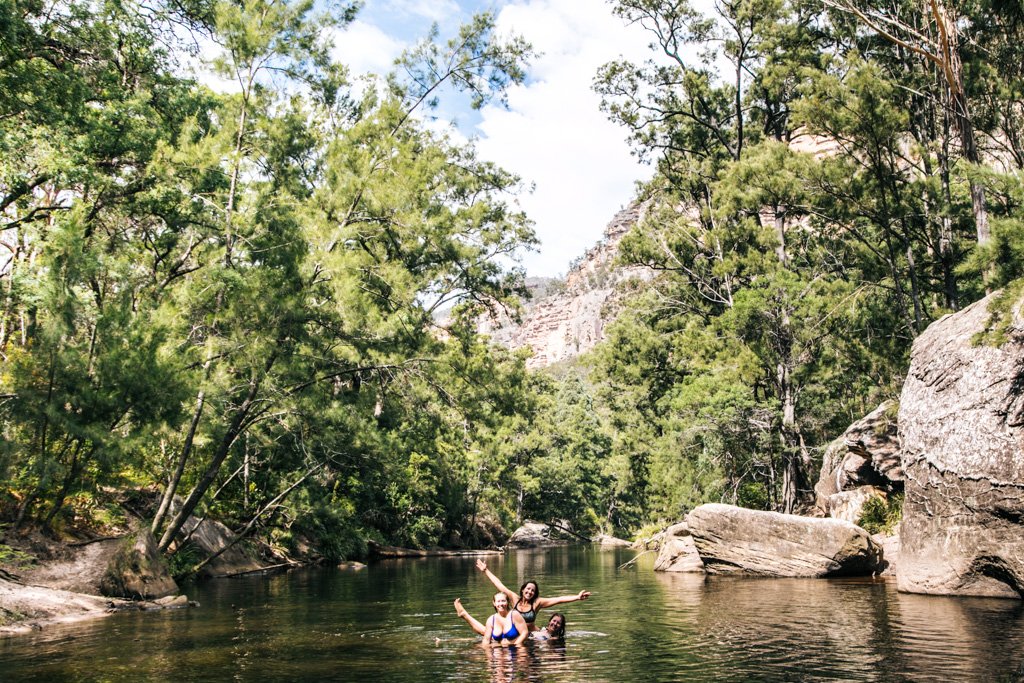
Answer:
xmin=2 ymin=0 xmax=1023 ymax=570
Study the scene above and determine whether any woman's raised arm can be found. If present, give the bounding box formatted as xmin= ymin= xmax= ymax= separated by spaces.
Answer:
xmin=535 ymin=590 xmax=591 ymax=609
xmin=475 ymin=559 xmax=517 ymax=603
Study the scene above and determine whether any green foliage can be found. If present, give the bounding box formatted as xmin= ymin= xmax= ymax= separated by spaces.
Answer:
xmin=166 ymin=542 xmax=204 ymax=581
xmin=857 ymin=493 xmax=903 ymax=536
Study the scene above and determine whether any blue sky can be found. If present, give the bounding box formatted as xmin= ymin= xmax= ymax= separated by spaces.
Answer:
xmin=332 ymin=0 xmax=660 ymax=278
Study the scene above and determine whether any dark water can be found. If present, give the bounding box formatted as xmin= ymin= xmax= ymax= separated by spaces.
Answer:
xmin=3 ymin=547 xmax=1024 ymax=682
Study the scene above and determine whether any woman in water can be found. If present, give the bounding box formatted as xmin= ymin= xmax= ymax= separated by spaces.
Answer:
xmin=455 ymin=599 xmax=566 ymax=642
xmin=454 ymin=594 xmax=528 ymax=647
xmin=532 ymin=612 xmax=566 ymax=641
xmin=475 ymin=559 xmax=590 ymax=633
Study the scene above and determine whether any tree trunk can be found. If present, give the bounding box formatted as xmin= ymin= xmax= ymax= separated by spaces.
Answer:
xmin=152 ymin=385 xmax=207 ymax=536
xmin=932 ymin=0 xmax=990 ymax=245
xmin=158 ymin=352 xmax=277 ymax=552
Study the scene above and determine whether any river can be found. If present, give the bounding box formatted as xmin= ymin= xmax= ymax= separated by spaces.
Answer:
xmin=2 ymin=546 xmax=1023 ymax=681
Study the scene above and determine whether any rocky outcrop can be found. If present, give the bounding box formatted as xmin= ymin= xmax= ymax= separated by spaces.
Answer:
xmin=827 ymin=486 xmax=887 ymax=525
xmin=653 ymin=523 xmax=704 ymax=573
xmin=897 ymin=292 xmax=1024 ymax=599
xmin=686 ymin=503 xmax=882 ymax=577
xmin=814 ymin=401 xmax=902 ymax=518
xmin=99 ymin=530 xmax=178 ymax=600
xmin=178 ymin=516 xmax=263 ymax=578
xmin=592 ymin=533 xmax=632 ymax=548
xmin=479 ymin=203 xmax=654 ymax=369
xmin=872 ymin=532 xmax=899 ymax=577
xmin=505 ymin=521 xmax=571 ymax=548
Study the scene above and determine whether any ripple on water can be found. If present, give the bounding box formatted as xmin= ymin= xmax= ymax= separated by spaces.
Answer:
xmin=2 ymin=549 xmax=1024 ymax=682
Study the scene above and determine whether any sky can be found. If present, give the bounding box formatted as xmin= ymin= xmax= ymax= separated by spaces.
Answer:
xmin=330 ymin=0 xmax=661 ymax=278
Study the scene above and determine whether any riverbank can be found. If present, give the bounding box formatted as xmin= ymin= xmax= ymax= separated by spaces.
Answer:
xmin=0 ymin=529 xmax=189 ymax=636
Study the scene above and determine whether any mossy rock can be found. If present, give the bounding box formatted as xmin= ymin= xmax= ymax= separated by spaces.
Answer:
xmin=99 ymin=530 xmax=178 ymax=600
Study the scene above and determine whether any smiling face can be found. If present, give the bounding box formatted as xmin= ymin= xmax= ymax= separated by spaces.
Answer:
xmin=546 ymin=613 xmax=565 ymax=637
xmin=492 ymin=592 xmax=509 ymax=613
xmin=520 ymin=581 xmax=538 ymax=602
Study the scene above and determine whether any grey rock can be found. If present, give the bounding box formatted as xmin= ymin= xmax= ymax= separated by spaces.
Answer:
xmin=665 ymin=521 xmax=690 ymax=538
xmin=154 ymin=594 xmax=189 ymax=608
xmin=179 ymin=516 xmax=263 ymax=578
xmin=505 ymin=521 xmax=569 ymax=548
xmin=828 ymin=486 xmax=887 ymax=524
xmin=686 ymin=503 xmax=882 ymax=577
xmin=592 ymin=533 xmax=632 ymax=548
xmin=898 ymin=293 xmax=1024 ymax=598
xmin=99 ymin=531 xmax=178 ymax=600
xmin=872 ymin=531 xmax=899 ymax=577
xmin=815 ymin=401 xmax=902 ymax=513
xmin=653 ymin=535 xmax=705 ymax=573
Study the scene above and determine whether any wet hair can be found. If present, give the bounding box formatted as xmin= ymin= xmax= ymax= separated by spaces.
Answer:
xmin=546 ymin=613 xmax=566 ymax=639
xmin=492 ymin=592 xmax=508 ymax=612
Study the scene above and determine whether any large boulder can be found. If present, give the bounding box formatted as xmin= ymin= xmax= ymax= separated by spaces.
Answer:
xmin=180 ymin=516 xmax=263 ymax=578
xmin=815 ymin=401 xmax=902 ymax=514
xmin=897 ymin=293 xmax=1024 ymax=598
xmin=653 ymin=523 xmax=704 ymax=573
xmin=99 ymin=530 xmax=178 ymax=600
xmin=686 ymin=503 xmax=882 ymax=577
xmin=505 ymin=521 xmax=570 ymax=549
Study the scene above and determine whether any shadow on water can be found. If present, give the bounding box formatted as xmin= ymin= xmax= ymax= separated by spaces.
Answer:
xmin=2 ymin=547 xmax=1024 ymax=682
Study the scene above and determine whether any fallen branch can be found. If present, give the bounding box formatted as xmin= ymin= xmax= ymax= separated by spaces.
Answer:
xmin=187 ymin=461 xmax=324 ymax=576
xmin=215 ymin=562 xmax=296 ymax=579
xmin=68 ymin=535 xmax=128 ymax=547
xmin=618 ymin=549 xmax=656 ymax=570
xmin=546 ymin=520 xmax=591 ymax=543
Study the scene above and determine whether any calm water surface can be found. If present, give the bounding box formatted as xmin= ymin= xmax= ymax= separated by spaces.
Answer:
xmin=2 ymin=547 xmax=1024 ymax=682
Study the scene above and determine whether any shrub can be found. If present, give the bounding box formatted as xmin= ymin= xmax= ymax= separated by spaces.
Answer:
xmin=857 ymin=493 xmax=903 ymax=535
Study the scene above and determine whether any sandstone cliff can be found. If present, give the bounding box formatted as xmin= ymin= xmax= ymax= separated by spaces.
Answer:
xmin=480 ymin=203 xmax=653 ymax=368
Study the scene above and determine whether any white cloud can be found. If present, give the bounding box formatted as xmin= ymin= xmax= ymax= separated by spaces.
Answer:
xmin=473 ymin=0 xmax=658 ymax=277
xmin=384 ymin=0 xmax=461 ymax=23
xmin=331 ymin=19 xmax=408 ymax=78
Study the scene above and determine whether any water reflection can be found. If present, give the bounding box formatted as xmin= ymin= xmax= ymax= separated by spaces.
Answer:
xmin=1 ymin=547 xmax=1023 ymax=682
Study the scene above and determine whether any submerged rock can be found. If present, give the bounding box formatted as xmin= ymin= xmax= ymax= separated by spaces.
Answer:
xmin=898 ymin=293 xmax=1024 ymax=599
xmin=99 ymin=530 xmax=178 ymax=600
xmin=686 ymin=503 xmax=882 ymax=577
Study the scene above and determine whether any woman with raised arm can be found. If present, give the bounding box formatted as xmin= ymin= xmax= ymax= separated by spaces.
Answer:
xmin=474 ymin=559 xmax=590 ymax=632
xmin=454 ymin=594 xmax=528 ymax=647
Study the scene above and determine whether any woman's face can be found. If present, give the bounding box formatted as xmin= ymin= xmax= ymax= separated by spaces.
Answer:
xmin=547 ymin=615 xmax=564 ymax=631
xmin=493 ymin=593 xmax=509 ymax=611
xmin=521 ymin=582 xmax=538 ymax=601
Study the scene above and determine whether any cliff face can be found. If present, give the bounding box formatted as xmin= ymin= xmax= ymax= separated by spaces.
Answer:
xmin=480 ymin=203 xmax=653 ymax=369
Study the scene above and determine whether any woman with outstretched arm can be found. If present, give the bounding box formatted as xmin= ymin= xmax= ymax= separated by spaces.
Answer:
xmin=474 ymin=559 xmax=590 ymax=632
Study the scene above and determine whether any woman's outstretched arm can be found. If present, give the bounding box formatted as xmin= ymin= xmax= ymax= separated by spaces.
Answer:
xmin=475 ymin=559 xmax=517 ymax=603
xmin=535 ymin=590 xmax=591 ymax=609
xmin=454 ymin=598 xmax=487 ymax=636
